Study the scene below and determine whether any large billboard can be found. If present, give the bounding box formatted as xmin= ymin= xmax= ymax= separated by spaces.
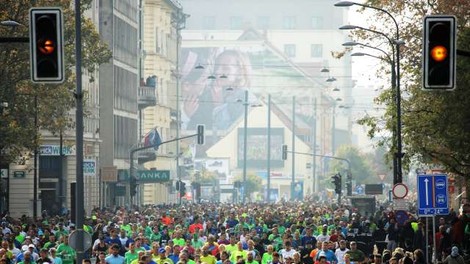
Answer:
xmin=180 ymin=43 xmax=317 ymax=132
xmin=237 ymin=127 xmax=284 ymax=168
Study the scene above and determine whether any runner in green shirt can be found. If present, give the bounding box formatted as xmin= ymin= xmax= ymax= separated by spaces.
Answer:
xmin=125 ymin=242 xmax=140 ymax=264
xmin=56 ymin=236 xmax=76 ymax=264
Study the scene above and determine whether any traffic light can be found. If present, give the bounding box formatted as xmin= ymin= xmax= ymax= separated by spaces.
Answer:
xmin=346 ymin=182 xmax=352 ymax=196
xmin=331 ymin=173 xmax=342 ymax=194
xmin=282 ymin=145 xmax=288 ymax=160
xmin=29 ymin=8 xmax=65 ymax=83
xmin=179 ymin=181 xmax=186 ymax=197
xmin=130 ymin=176 xmax=137 ymax=197
xmin=197 ymin=125 xmax=205 ymax=145
xmin=234 ymin=181 xmax=241 ymax=188
xmin=423 ymin=15 xmax=456 ymax=90
xmin=175 ymin=180 xmax=180 ymax=191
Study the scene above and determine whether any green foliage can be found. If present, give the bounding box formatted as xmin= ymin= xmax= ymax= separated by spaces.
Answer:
xmin=0 ymin=0 xmax=111 ymax=164
xmin=329 ymin=145 xmax=378 ymax=184
xmin=349 ymin=0 xmax=470 ymax=182
xmin=234 ymin=173 xmax=263 ymax=201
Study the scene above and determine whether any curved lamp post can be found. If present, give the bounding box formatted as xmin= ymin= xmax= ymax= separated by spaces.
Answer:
xmin=335 ymin=1 xmax=404 ymax=184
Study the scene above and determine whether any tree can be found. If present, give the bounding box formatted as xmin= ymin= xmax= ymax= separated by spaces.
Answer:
xmin=0 ymin=0 xmax=112 ymax=164
xmin=346 ymin=1 xmax=470 ymax=198
xmin=329 ymin=145 xmax=376 ymax=184
xmin=234 ymin=173 xmax=262 ymax=202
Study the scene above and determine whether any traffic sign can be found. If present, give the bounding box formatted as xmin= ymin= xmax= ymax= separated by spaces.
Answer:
xmin=392 ymin=183 xmax=408 ymax=199
xmin=68 ymin=230 xmax=92 ymax=250
xmin=0 ymin=169 xmax=8 ymax=179
xmin=355 ymin=185 xmax=364 ymax=195
xmin=395 ymin=210 xmax=409 ymax=225
xmin=417 ymin=174 xmax=449 ymax=215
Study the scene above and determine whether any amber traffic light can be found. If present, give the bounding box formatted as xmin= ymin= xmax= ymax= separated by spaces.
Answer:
xmin=30 ymin=8 xmax=64 ymax=83
xmin=423 ymin=15 xmax=456 ymax=90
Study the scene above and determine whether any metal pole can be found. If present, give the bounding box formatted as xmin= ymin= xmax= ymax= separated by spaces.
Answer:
xmin=137 ymin=0 xmax=144 ymax=207
xmin=138 ymin=0 xmax=143 ymax=140
xmin=312 ymin=98 xmax=317 ymax=193
xmin=33 ymin=96 xmax=38 ymax=220
xmin=332 ymin=102 xmax=336 ymax=155
xmin=425 ymin=217 xmax=429 ymax=264
xmin=242 ymin=90 xmax=248 ymax=204
xmin=395 ymin=42 xmax=403 ymax=184
xmin=59 ymin=131 xmax=64 ymax=212
xmin=432 ymin=216 xmax=436 ymax=263
xmin=176 ymin=11 xmax=182 ymax=205
xmin=266 ymin=94 xmax=271 ymax=202
xmin=129 ymin=151 xmax=134 ymax=205
xmin=74 ymin=0 xmax=85 ymax=263
xmin=291 ymin=96 xmax=295 ymax=200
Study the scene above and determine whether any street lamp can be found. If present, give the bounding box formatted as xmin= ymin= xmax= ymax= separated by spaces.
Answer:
xmin=0 ymin=20 xmax=22 ymax=27
xmin=242 ymin=90 xmax=249 ymax=204
xmin=343 ymin=41 xmax=392 ymax=61
xmin=335 ymin=1 xmax=404 ymax=184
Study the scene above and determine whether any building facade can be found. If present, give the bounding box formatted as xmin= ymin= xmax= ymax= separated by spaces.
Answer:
xmin=140 ymin=0 xmax=183 ymax=205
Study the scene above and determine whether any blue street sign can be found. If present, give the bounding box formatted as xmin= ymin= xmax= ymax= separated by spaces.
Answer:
xmin=417 ymin=174 xmax=449 ymax=216
xmin=355 ymin=185 xmax=364 ymax=195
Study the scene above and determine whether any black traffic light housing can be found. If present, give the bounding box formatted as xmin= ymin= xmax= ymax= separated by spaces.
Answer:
xmin=179 ymin=181 xmax=186 ymax=197
xmin=332 ymin=173 xmax=342 ymax=194
xmin=282 ymin=145 xmax=288 ymax=160
xmin=130 ymin=176 xmax=137 ymax=197
xmin=30 ymin=8 xmax=65 ymax=83
xmin=197 ymin=125 xmax=205 ymax=145
xmin=423 ymin=15 xmax=456 ymax=90
xmin=234 ymin=181 xmax=241 ymax=188
xmin=175 ymin=180 xmax=180 ymax=191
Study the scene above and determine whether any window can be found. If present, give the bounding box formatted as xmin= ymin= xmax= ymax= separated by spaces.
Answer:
xmin=311 ymin=44 xmax=323 ymax=58
xmin=114 ymin=115 xmax=138 ymax=159
xmin=257 ymin=16 xmax=269 ymax=30
xmin=311 ymin=16 xmax=324 ymax=29
xmin=284 ymin=44 xmax=296 ymax=58
xmin=39 ymin=156 xmax=61 ymax=179
xmin=202 ymin=16 xmax=216 ymax=29
xmin=230 ymin=16 xmax=243 ymax=30
xmin=283 ymin=16 xmax=296 ymax=29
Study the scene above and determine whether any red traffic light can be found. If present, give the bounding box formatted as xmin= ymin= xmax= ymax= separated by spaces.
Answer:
xmin=422 ymin=15 xmax=456 ymax=90
xmin=430 ymin=45 xmax=447 ymax=62
xmin=38 ymin=39 xmax=56 ymax=55
xmin=29 ymin=8 xmax=64 ymax=83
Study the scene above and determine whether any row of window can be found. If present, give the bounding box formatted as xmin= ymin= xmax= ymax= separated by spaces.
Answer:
xmin=114 ymin=115 xmax=138 ymax=159
xmin=202 ymin=16 xmax=324 ymax=30
xmin=114 ymin=66 xmax=138 ymax=112
xmin=284 ymin=44 xmax=323 ymax=58
xmin=113 ymin=0 xmax=139 ymax=22
xmin=114 ymin=16 xmax=138 ymax=67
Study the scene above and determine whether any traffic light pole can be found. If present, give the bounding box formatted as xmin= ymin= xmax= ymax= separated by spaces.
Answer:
xmin=129 ymin=132 xmax=201 ymax=204
xmin=74 ymin=1 xmax=85 ymax=264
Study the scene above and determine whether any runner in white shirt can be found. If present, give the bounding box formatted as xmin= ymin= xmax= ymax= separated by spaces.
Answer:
xmin=279 ymin=241 xmax=296 ymax=262
xmin=335 ymin=240 xmax=349 ymax=264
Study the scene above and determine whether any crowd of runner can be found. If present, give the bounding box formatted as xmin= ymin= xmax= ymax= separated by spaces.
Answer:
xmin=0 ymin=199 xmax=469 ymax=264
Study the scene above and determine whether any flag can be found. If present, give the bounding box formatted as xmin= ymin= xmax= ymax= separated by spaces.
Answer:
xmin=143 ymin=128 xmax=162 ymax=150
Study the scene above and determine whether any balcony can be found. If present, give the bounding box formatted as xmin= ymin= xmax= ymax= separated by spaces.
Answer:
xmin=136 ymin=142 xmax=157 ymax=164
xmin=138 ymin=76 xmax=158 ymax=109
xmin=138 ymin=85 xmax=157 ymax=109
